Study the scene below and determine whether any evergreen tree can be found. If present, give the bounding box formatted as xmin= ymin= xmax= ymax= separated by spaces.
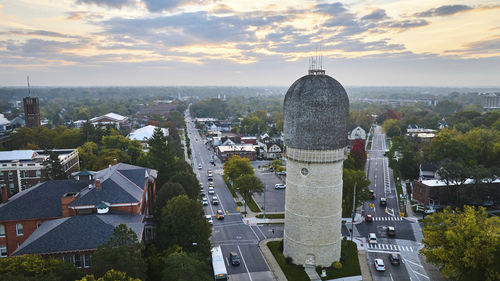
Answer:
xmin=43 ymin=151 xmax=66 ymax=180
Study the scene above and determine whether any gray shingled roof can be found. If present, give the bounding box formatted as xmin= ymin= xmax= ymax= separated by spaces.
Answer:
xmin=69 ymin=163 xmax=155 ymax=207
xmin=284 ymin=74 xmax=349 ymax=150
xmin=0 ymin=180 xmax=90 ymax=221
xmin=12 ymin=213 xmax=143 ymax=256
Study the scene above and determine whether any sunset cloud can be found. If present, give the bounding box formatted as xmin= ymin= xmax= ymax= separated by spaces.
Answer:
xmin=0 ymin=0 xmax=498 ymax=86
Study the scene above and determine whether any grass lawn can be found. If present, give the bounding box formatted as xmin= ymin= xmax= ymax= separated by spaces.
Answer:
xmin=246 ymin=195 xmax=261 ymax=212
xmin=267 ymin=241 xmax=309 ymax=281
xmin=316 ymin=240 xmax=361 ymax=280
xmin=256 ymin=213 xmax=284 ymax=219
xmin=268 ymin=239 xmax=361 ymax=281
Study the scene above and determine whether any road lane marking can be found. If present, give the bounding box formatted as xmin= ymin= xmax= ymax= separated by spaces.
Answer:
xmin=237 ymin=245 xmax=253 ymax=281
xmin=405 ymin=259 xmax=424 ymax=268
xmin=225 ymin=257 xmax=230 ymax=267
xmin=257 ymin=226 xmax=267 ymax=239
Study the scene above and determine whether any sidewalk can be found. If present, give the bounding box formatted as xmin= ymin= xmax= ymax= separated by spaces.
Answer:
xmin=258 ymin=238 xmax=287 ymax=281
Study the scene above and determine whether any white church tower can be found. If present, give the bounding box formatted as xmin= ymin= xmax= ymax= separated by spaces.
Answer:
xmin=283 ymin=65 xmax=349 ymax=267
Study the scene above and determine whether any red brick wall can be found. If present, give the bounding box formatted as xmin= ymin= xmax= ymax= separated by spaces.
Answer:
xmin=0 ymin=218 xmax=54 ymax=256
xmin=412 ymin=181 xmax=431 ymax=205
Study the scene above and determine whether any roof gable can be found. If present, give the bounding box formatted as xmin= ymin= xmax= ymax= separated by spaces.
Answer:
xmin=0 ymin=180 xmax=89 ymax=221
xmin=12 ymin=214 xmax=143 ymax=255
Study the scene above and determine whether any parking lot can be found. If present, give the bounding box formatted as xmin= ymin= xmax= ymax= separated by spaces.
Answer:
xmin=252 ymin=167 xmax=286 ymax=213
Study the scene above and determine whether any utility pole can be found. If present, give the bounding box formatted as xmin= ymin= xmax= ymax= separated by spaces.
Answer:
xmin=351 ymin=182 xmax=357 ymax=241
xmin=263 ymin=184 xmax=266 ymax=219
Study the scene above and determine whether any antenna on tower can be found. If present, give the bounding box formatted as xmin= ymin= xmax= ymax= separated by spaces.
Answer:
xmin=308 ymin=46 xmax=325 ymax=75
xmin=27 ymin=76 xmax=31 ymax=96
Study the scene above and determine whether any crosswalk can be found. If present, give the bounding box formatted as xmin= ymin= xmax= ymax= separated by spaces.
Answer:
xmin=367 ymin=243 xmax=415 ymax=252
xmin=370 ymin=216 xmax=403 ymax=221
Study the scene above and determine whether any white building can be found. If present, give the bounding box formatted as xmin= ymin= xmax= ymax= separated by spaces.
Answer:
xmin=128 ymin=125 xmax=169 ymax=150
xmin=90 ymin=113 xmax=130 ymax=130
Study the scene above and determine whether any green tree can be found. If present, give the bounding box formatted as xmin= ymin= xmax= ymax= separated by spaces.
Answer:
xmin=156 ymin=195 xmax=211 ymax=259
xmin=145 ymin=128 xmax=174 ymax=186
xmin=0 ymin=255 xmax=82 ymax=281
xmin=234 ymin=174 xmax=264 ymax=214
xmin=78 ymin=269 xmax=141 ymax=281
xmin=78 ymin=142 xmax=99 ymax=170
xmin=223 ymin=155 xmax=254 ymax=186
xmin=381 ymin=119 xmax=401 ymax=138
xmin=342 ymin=169 xmax=370 ymax=217
xmin=91 ymin=224 xmax=145 ymax=279
xmin=167 ymin=111 xmax=186 ymax=128
xmin=161 ymin=252 xmax=211 ymax=281
xmin=155 ymin=182 xmax=186 ymax=217
xmin=421 ymin=206 xmax=500 ymax=281
xmin=270 ymin=159 xmax=283 ymax=172
xmin=43 ymin=151 xmax=66 ymax=180
xmin=169 ymin=172 xmax=199 ymax=200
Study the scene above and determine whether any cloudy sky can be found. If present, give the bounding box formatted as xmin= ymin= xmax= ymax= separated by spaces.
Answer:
xmin=0 ymin=0 xmax=499 ymax=87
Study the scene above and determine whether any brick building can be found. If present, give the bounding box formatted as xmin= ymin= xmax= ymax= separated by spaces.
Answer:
xmin=217 ymin=145 xmax=257 ymax=162
xmin=0 ymin=149 xmax=79 ymax=196
xmin=23 ymin=97 xmax=41 ymax=128
xmin=412 ymin=179 xmax=500 ymax=208
xmin=0 ymin=162 xmax=157 ymax=266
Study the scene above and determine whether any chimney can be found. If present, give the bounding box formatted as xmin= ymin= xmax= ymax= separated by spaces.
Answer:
xmin=96 ymin=179 xmax=101 ymax=190
xmin=1 ymin=184 xmax=8 ymax=203
xmin=113 ymin=158 xmax=118 ymax=165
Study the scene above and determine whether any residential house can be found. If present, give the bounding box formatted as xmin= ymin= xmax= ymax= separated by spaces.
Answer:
xmin=0 ymin=114 xmax=12 ymax=136
xmin=419 ymin=163 xmax=438 ymax=180
xmin=347 ymin=124 xmax=366 ymax=142
xmin=0 ymin=162 xmax=157 ymax=262
xmin=0 ymin=149 xmax=79 ymax=195
xmin=262 ymin=142 xmax=283 ymax=160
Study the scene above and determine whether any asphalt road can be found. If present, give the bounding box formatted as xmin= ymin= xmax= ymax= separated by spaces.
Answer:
xmin=185 ymin=112 xmax=273 ymax=281
xmin=360 ymin=126 xmax=429 ymax=281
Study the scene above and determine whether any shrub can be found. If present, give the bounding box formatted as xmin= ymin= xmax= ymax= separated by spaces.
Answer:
xmin=285 ymin=257 xmax=293 ymax=265
xmin=332 ymin=261 xmax=343 ymax=270
xmin=278 ymin=240 xmax=284 ymax=252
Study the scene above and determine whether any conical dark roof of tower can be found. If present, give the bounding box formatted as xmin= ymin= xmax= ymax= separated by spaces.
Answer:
xmin=283 ymin=74 xmax=349 ymax=150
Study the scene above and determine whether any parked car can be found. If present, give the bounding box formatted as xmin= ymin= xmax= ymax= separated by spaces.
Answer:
xmin=386 ymin=226 xmax=395 ymax=237
xmin=202 ymin=198 xmax=208 ymax=206
xmin=365 ymin=214 xmax=373 ymax=222
xmin=229 ymin=252 xmax=240 ymax=266
xmin=389 ymin=253 xmax=400 ymax=265
xmin=368 ymin=233 xmax=377 ymax=244
xmin=275 ymin=184 xmax=286 ymax=189
xmin=198 ymin=164 xmax=202 ymax=170
xmin=374 ymin=258 xmax=386 ymax=272
xmin=216 ymin=210 xmax=225 ymax=219
xmin=210 ymin=159 xmax=215 ymax=164
xmin=205 ymin=215 xmax=213 ymax=225
xmin=379 ymin=197 xmax=387 ymax=207
xmin=208 ymin=187 xmax=215 ymax=195
xmin=277 ymin=171 xmax=286 ymax=176
xmin=199 ymin=183 xmax=204 ymax=190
